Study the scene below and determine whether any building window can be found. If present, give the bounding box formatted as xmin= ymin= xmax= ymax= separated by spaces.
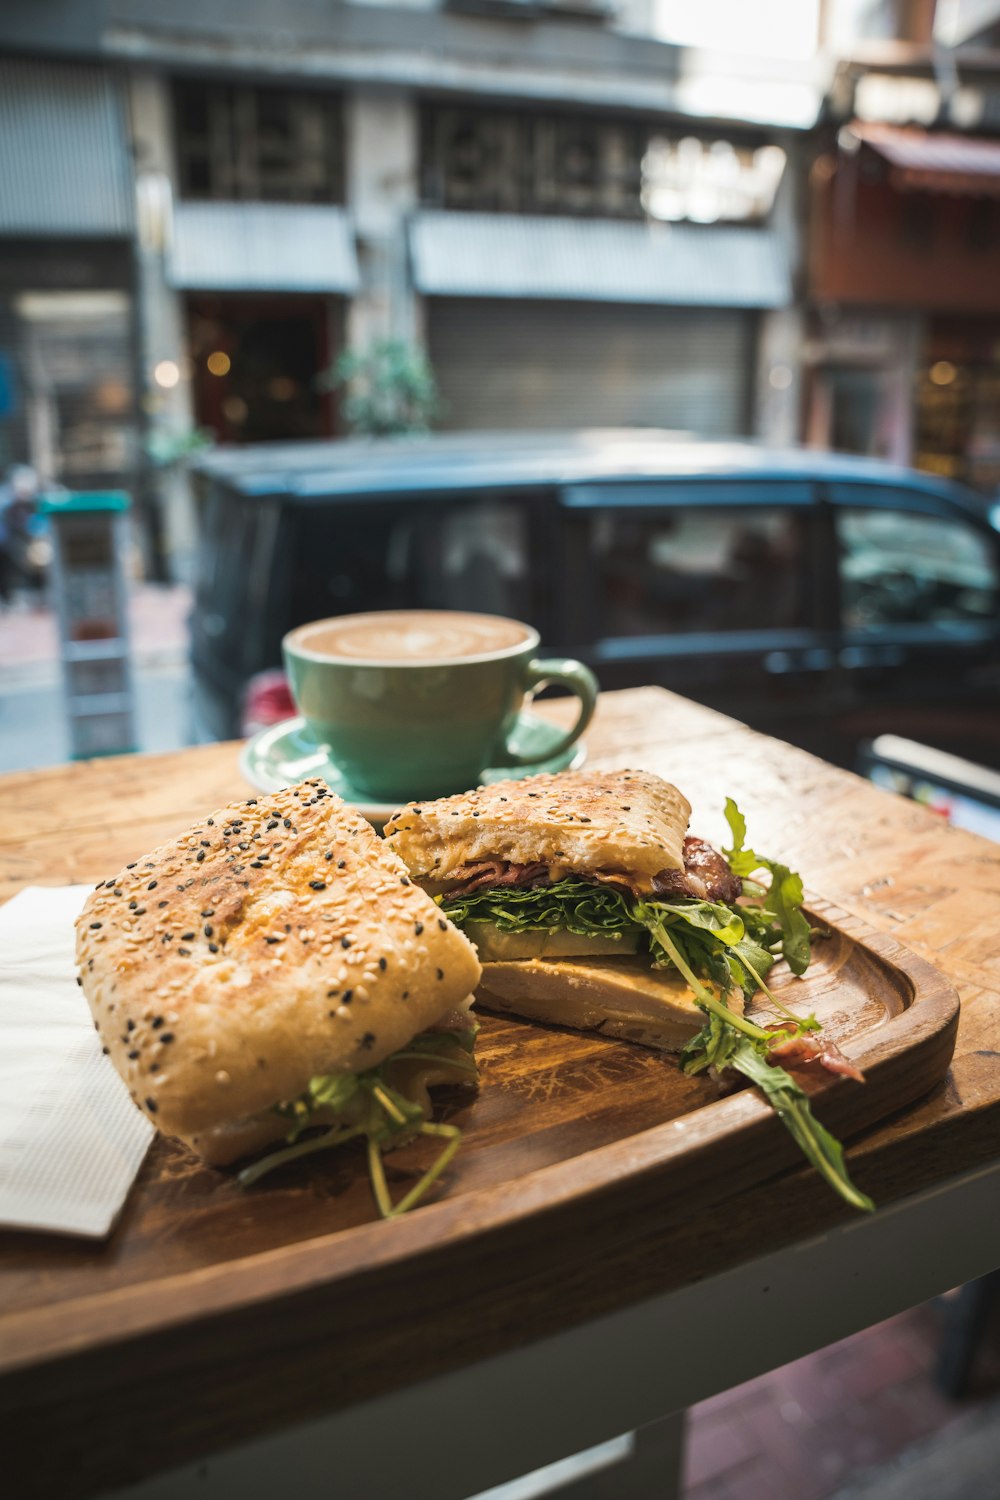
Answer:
xmin=173 ymin=80 xmax=343 ymax=203
xmin=420 ymin=105 xmax=778 ymax=221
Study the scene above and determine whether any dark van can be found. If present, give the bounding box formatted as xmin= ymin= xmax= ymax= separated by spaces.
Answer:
xmin=190 ymin=431 xmax=1000 ymax=770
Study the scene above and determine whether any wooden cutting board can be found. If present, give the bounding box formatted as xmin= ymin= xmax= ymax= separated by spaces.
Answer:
xmin=0 ymin=896 xmax=958 ymax=1378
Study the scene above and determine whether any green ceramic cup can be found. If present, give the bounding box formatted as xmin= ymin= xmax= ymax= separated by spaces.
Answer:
xmin=282 ymin=610 xmax=598 ymax=801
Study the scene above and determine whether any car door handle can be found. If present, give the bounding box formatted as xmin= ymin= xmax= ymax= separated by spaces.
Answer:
xmin=838 ymin=645 xmax=907 ymax=669
xmin=764 ymin=648 xmax=836 ymax=674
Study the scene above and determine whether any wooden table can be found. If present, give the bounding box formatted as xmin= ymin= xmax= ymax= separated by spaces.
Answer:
xmin=2 ymin=687 xmax=999 ymax=1500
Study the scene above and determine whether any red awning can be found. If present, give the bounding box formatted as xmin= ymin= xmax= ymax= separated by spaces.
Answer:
xmin=849 ymin=121 xmax=1000 ymax=196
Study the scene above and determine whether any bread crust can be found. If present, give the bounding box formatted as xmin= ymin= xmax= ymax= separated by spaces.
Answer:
xmin=383 ymin=769 xmax=690 ymax=882
xmin=76 ymin=779 xmax=481 ymax=1148
xmin=476 ymin=956 xmax=741 ymax=1053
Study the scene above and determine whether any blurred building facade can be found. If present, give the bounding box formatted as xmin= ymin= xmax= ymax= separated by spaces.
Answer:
xmin=3 ymin=1 xmax=1000 ymax=580
xmin=0 ymin=0 xmax=819 ymax=576
xmin=806 ymin=0 xmax=1000 ymax=492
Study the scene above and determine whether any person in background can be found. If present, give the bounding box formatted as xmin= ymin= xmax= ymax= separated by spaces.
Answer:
xmin=0 ymin=466 xmax=47 ymax=605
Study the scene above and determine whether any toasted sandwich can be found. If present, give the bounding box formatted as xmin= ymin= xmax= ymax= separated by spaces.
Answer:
xmin=383 ymin=768 xmax=779 ymax=1049
xmin=77 ymin=778 xmax=482 ymax=1215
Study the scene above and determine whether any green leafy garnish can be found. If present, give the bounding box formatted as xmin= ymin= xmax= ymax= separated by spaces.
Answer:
xmin=723 ymin=798 xmax=811 ymax=975
xmin=441 ymin=800 xmax=872 ymax=1213
xmin=680 ymin=1016 xmax=874 ymax=1213
xmin=237 ymin=1027 xmax=476 ymax=1217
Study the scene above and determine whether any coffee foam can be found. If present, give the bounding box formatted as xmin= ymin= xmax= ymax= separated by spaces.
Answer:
xmin=290 ymin=611 xmax=532 ymax=663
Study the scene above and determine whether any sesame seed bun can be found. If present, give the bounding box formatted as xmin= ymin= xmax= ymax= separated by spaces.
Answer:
xmin=383 ymin=769 xmax=690 ymax=883
xmin=76 ymin=780 xmax=481 ymax=1164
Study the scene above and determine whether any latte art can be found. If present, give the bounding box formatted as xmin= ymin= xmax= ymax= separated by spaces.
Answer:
xmin=290 ymin=611 xmax=532 ymax=663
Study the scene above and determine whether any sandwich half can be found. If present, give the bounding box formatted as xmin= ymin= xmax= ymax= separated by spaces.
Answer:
xmin=77 ymin=778 xmax=482 ymax=1208
xmin=382 ymin=768 xmax=767 ymax=1050
xmin=385 ymin=770 xmax=876 ymax=1214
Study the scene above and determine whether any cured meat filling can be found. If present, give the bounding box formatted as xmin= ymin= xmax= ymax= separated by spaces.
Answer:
xmin=445 ymin=836 xmax=741 ymax=906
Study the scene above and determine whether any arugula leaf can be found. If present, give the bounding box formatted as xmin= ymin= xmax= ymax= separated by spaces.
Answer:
xmin=725 ymin=1038 xmax=874 ymax=1213
xmin=238 ymin=1025 xmax=477 ymax=1215
xmin=680 ymin=1019 xmax=874 ymax=1212
xmin=723 ymin=797 xmax=811 ymax=976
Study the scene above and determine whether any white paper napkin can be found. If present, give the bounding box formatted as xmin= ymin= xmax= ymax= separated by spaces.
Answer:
xmin=0 ymin=885 xmax=154 ymax=1238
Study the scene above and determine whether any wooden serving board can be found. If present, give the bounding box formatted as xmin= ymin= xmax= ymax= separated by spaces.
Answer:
xmin=1 ymin=898 xmax=957 ymax=1361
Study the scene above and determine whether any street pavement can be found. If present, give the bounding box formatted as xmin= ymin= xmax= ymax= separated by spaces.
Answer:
xmin=0 ymin=584 xmax=196 ymax=774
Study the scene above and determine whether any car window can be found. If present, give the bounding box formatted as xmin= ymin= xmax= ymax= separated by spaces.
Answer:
xmin=288 ymin=497 xmax=534 ymax=622
xmin=589 ymin=507 xmax=811 ymax=636
xmin=837 ymin=508 xmax=997 ymax=629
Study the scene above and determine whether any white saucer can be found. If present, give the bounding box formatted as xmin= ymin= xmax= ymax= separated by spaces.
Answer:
xmin=239 ymin=709 xmax=587 ymax=825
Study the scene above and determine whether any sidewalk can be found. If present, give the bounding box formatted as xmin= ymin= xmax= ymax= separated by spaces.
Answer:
xmin=0 ymin=581 xmax=191 ymax=682
xmin=0 ymin=583 xmax=195 ymax=773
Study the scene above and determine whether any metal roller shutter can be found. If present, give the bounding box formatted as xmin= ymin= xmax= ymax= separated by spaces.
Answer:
xmin=428 ymin=299 xmax=753 ymax=435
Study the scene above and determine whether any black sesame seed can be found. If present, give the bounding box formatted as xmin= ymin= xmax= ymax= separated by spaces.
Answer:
xmin=265 ymin=935 xmax=281 ymax=944
xmin=400 ymin=876 xmax=411 ymax=886
xmin=250 ymin=860 xmax=263 ymax=869
xmin=128 ymin=1049 xmax=139 ymax=1060
xmin=128 ymin=900 xmax=137 ymax=909
xmin=342 ymin=989 xmax=354 ymax=1004
xmin=309 ymin=880 xmax=326 ymax=891
xmin=360 ymin=1031 xmax=375 ymax=1049
xmin=196 ymin=851 xmax=206 ymax=863
xmin=75 ymin=976 xmax=82 ymax=986
xmin=178 ymin=946 xmax=191 ymax=956
xmin=101 ymin=1046 xmax=109 ymax=1055
xmin=207 ymin=818 xmax=214 ymax=826
xmin=438 ymin=918 xmax=448 ymax=930
xmin=200 ymin=840 xmax=211 ymax=848
xmin=337 ymin=859 xmax=346 ymax=869
xmin=283 ymin=818 xmax=292 ymax=828
xmin=267 ymin=819 xmax=279 ymax=830
xmin=201 ymin=908 xmax=215 ymax=918
xmin=160 ymin=1033 xmax=174 ymax=1045
xmin=158 ymin=900 xmax=168 ymax=908
xmin=134 ymin=907 xmax=146 ymax=916
xmin=89 ymin=920 xmax=102 ymax=930
xmin=325 ymin=851 xmax=333 ymax=861
xmin=126 ymin=1019 xmax=135 ymax=1031
xmin=161 ymin=934 xmax=172 ymax=944
xmin=152 ymin=1016 xmax=164 ymax=1029
xmin=341 ymin=936 xmax=351 ymax=949
xmin=414 ymin=921 xmax=424 ymax=935
xmin=147 ymin=880 xmax=158 ymax=891
xmin=208 ymin=942 xmax=219 ymax=953
xmin=145 ymin=1098 xmax=158 ymax=1113
xmin=204 ymin=925 xmax=213 ymax=937
xmin=402 ymin=990 xmax=410 ymax=999
xmin=436 ymin=968 xmax=444 ymax=980
xmin=378 ymin=956 xmax=387 ymax=970
xmin=126 ymin=863 xmax=136 ymax=869
xmin=113 ymin=888 xmax=123 ymax=897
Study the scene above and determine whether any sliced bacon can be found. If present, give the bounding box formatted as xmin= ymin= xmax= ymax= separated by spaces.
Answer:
xmin=447 ymin=860 xmax=549 ymax=895
xmin=652 ymin=837 xmax=742 ymax=905
xmin=765 ymin=1027 xmax=866 ymax=1083
xmin=445 ymin=838 xmax=741 ymax=904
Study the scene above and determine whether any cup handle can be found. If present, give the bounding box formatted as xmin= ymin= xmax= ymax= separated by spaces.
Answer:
xmin=495 ymin=657 xmax=599 ymax=768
